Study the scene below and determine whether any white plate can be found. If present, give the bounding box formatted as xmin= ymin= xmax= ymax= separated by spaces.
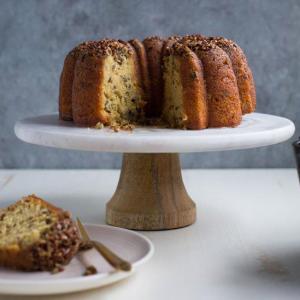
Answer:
xmin=0 ymin=224 xmax=154 ymax=295
xmin=14 ymin=113 xmax=295 ymax=153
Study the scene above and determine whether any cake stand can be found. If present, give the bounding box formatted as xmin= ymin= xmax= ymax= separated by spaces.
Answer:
xmin=15 ymin=113 xmax=295 ymax=230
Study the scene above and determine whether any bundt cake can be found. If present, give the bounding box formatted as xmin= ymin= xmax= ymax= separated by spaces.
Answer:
xmin=58 ymin=34 xmax=256 ymax=129
xmin=0 ymin=195 xmax=81 ymax=271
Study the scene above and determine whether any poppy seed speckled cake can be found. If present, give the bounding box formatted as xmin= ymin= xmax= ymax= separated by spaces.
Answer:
xmin=0 ymin=195 xmax=81 ymax=271
xmin=59 ymin=34 xmax=256 ymax=129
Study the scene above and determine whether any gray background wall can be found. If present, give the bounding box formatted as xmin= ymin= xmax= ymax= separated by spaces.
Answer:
xmin=0 ymin=0 xmax=299 ymax=168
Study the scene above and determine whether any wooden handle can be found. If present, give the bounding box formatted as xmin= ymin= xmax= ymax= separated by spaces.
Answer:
xmin=92 ymin=240 xmax=132 ymax=271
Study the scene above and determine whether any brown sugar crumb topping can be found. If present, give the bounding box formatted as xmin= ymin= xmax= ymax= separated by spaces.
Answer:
xmin=68 ymin=41 xmax=97 ymax=58
xmin=77 ymin=39 xmax=132 ymax=60
xmin=165 ymin=37 xmax=218 ymax=57
xmin=208 ymin=36 xmax=238 ymax=49
xmin=143 ymin=36 xmax=165 ymax=42
xmin=167 ymin=35 xmax=181 ymax=41
xmin=164 ymin=42 xmax=192 ymax=57
xmin=180 ymin=34 xmax=206 ymax=43
xmin=30 ymin=217 xmax=81 ymax=271
xmin=183 ymin=38 xmax=217 ymax=52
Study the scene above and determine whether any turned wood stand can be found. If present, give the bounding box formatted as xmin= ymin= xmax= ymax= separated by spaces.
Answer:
xmin=106 ymin=153 xmax=195 ymax=230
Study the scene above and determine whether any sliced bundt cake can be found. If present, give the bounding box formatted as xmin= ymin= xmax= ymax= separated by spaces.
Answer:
xmin=0 ymin=195 xmax=80 ymax=271
xmin=58 ymin=34 xmax=256 ymax=130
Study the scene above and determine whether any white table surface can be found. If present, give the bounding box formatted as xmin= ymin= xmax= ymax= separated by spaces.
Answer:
xmin=0 ymin=168 xmax=300 ymax=300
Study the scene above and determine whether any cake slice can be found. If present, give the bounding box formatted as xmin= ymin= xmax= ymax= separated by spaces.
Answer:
xmin=72 ymin=39 xmax=146 ymax=126
xmin=0 ymin=195 xmax=80 ymax=271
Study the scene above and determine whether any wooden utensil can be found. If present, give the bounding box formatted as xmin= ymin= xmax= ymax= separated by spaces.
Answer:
xmin=76 ymin=218 xmax=132 ymax=271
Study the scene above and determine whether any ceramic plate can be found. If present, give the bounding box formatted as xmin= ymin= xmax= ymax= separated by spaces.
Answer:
xmin=0 ymin=224 xmax=154 ymax=295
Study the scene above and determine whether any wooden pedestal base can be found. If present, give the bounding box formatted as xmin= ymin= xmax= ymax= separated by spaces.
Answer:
xmin=106 ymin=153 xmax=196 ymax=230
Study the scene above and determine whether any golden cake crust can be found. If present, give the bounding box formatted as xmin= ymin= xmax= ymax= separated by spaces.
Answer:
xmin=165 ymin=43 xmax=208 ymax=129
xmin=143 ymin=36 xmax=165 ymax=117
xmin=0 ymin=195 xmax=81 ymax=271
xmin=162 ymin=35 xmax=181 ymax=56
xmin=209 ymin=37 xmax=256 ymax=114
xmin=183 ymin=39 xmax=242 ymax=127
xmin=59 ymin=42 xmax=96 ymax=121
xmin=129 ymin=39 xmax=151 ymax=104
xmin=59 ymin=53 xmax=74 ymax=121
xmin=180 ymin=34 xmax=206 ymax=43
xmin=72 ymin=51 xmax=107 ymax=126
xmin=72 ymin=40 xmax=133 ymax=126
xmin=180 ymin=48 xmax=208 ymax=129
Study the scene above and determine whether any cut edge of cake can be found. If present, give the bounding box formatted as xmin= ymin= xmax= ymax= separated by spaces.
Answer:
xmin=0 ymin=195 xmax=81 ymax=271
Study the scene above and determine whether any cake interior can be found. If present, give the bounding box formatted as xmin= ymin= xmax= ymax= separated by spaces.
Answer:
xmin=162 ymin=55 xmax=186 ymax=128
xmin=0 ymin=200 xmax=57 ymax=248
xmin=102 ymin=55 xmax=145 ymax=125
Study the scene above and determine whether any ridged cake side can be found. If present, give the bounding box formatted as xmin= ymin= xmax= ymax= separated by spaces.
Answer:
xmin=59 ymin=41 xmax=96 ymax=121
xmin=184 ymin=39 xmax=242 ymax=127
xmin=163 ymin=43 xmax=208 ymax=129
xmin=209 ymin=36 xmax=256 ymax=114
xmin=143 ymin=36 xmax=165 ymax=117
xmin=128 ymin=39 xmax=151 ymax=107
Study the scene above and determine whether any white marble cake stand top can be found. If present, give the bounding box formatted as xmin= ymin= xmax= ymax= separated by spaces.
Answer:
xmin=14 ymin=113 xmax=295 ymax=153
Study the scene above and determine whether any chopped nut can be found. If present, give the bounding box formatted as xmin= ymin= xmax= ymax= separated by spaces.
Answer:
xmin=83 ymin=265 xmax=97 ymax=276
xmin=51 ymin=264 xmax=64 ymax=274
xmin=94 ymin=122 xmax=104 ymax=129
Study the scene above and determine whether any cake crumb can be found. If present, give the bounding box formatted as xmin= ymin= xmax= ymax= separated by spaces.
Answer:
xmin=94 ymin=122 xmax=104 ymax=129
xmin=51 ymin=264 xmax=64 ymax=274
xmin=121 ymin=123 xmax=135 ymax=131
xmin=79 ymin=240 xmax=93 ymax=251
xmin=83 ymin=265 xmax=97 ymax=276
xmin=110 ymin=121 xmax=135 ymax=132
